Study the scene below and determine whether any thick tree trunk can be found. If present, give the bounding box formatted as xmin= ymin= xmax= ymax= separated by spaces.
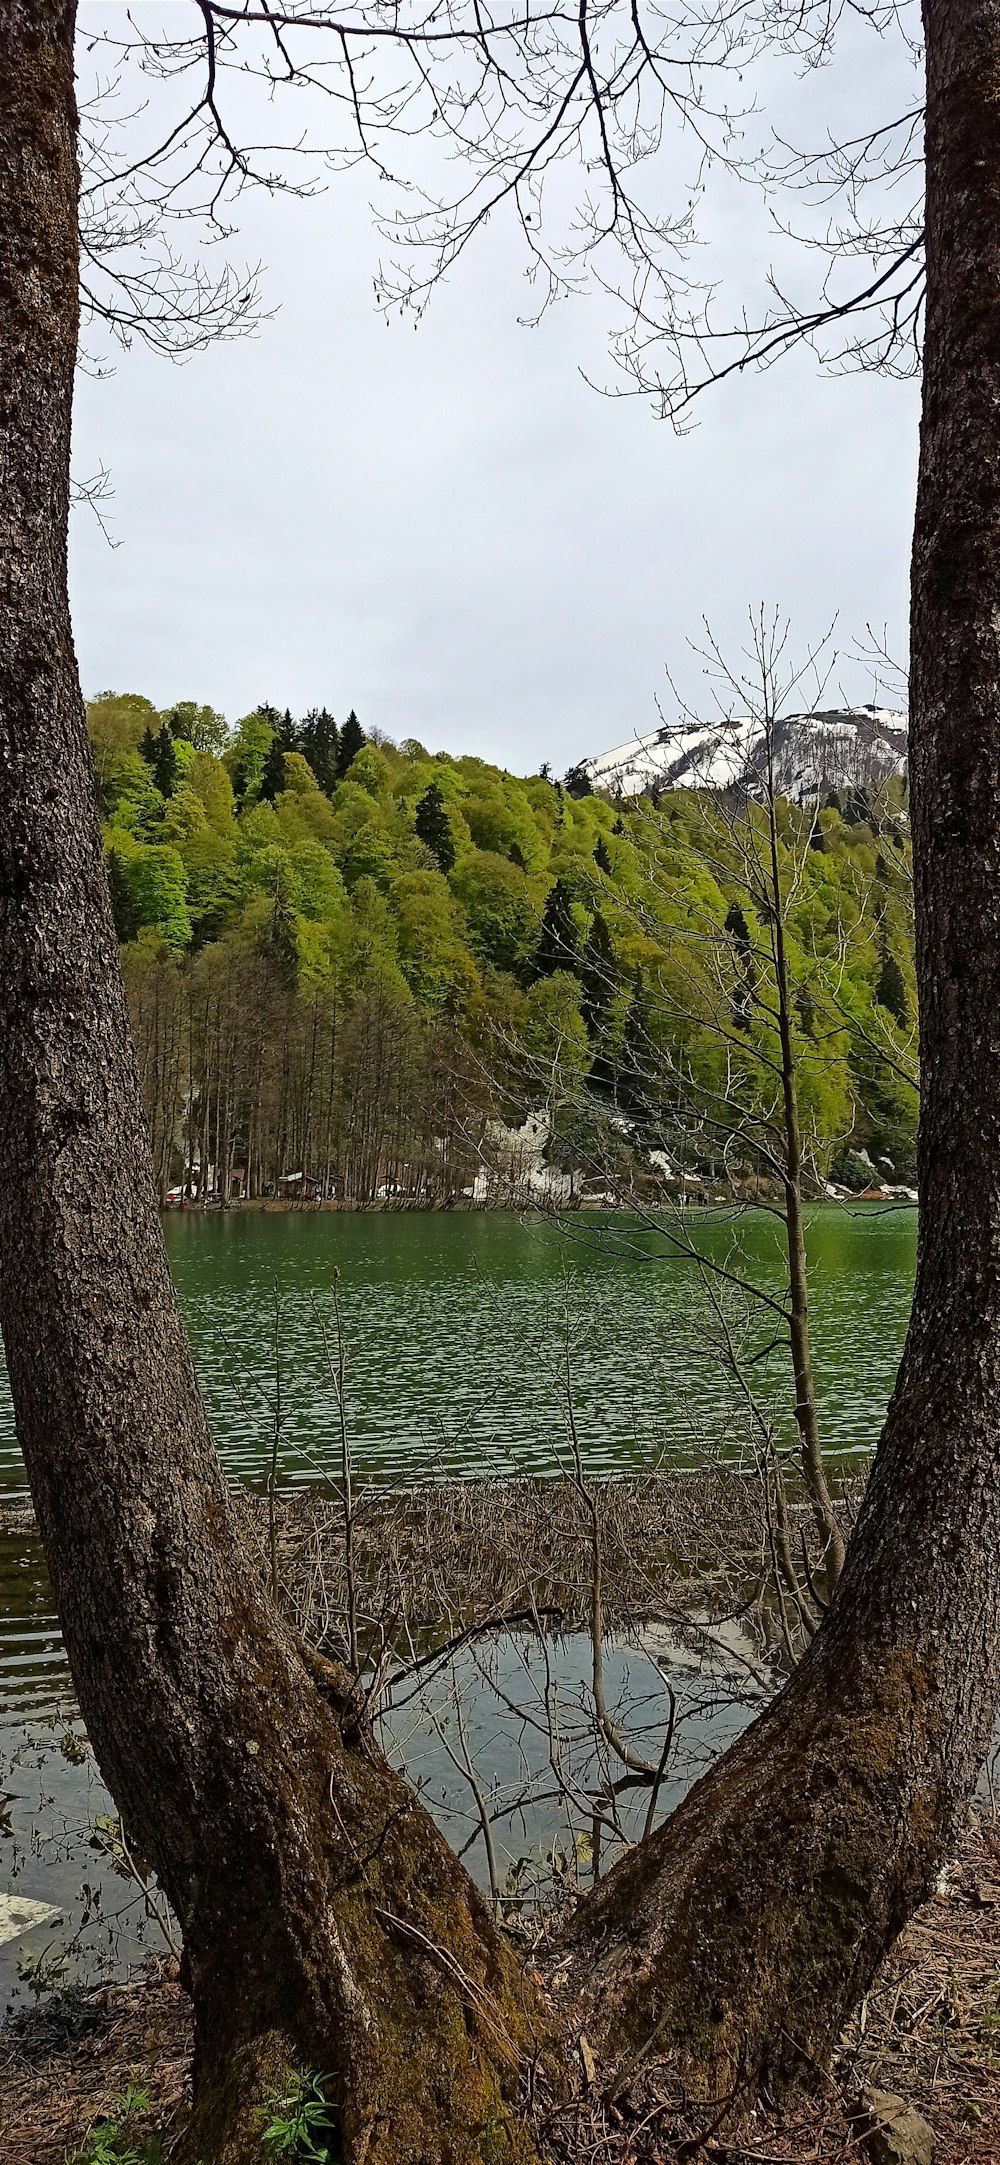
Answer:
xmin=0 ymin=10 xmax=540 ymax=2160
xmin=558 ymin=0 xmax=1000 ymax=2100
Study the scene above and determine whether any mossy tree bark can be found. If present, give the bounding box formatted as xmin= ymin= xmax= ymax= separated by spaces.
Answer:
xmin=0 ymin=9 xmax=540 ymax=2160
xmin=559 ymin=0 xmax=1000 ymax=2098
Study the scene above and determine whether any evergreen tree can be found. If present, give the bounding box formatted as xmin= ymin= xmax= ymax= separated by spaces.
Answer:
xmin=594 ymin=833 xmax=612 ymax=875
xmin=259 ymin=740 xmax=287 ymax=804
xmin=580 ymin=908 xmax=617 ymax=1040
xmin=105 ymin=848 xmax=141 ymax=942
xmin=725 ymin=900 xmax=755 ymax=1031
xmin=563 ymin=761 xmax=593 ymax=799
xmin=299 ymin=708 xmax=340 ymax=794
xmin=875 ymin=942 xmax=909 ymax=1027
xmin=139 ymin=726 xmax=158 ymax=768
xmin=152 ymin=722 xmax=178 ymax=798
xmin=414 ymin=782 xmax=456 ymax=873
xmin=336 ymin=709 xmax=366 ymax=777
xmin=534 ymin=878 xmax=580 ymax=977
xmin=278 ymin=707 xmax=299 ymax=755
xmin=618 ymin=970 xmax=657 ymax=1118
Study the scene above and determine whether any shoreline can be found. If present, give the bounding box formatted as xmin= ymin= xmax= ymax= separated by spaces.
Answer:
xmin=156 ymin=1189 xmax=918 ymax=1216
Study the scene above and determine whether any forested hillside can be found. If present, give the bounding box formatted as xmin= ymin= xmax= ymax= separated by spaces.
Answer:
xmin=89 ymin=691 xmax=918 ymax=1203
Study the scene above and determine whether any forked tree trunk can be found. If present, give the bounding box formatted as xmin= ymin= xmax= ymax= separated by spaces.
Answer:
xmin=559 ymin=0 xmax=1000 ymax=2096
xmin=0 ymin=9 xmax=540 ymax=2160
xmin=7 ymin=0 xmax=1000 ymax=2144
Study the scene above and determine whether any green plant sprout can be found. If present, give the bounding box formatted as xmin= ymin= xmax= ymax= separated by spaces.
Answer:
xmin=260 ymin=2071 xmax=338 ymax=2162
xmin=68 ymin=2085 xmax=163 ymax=2165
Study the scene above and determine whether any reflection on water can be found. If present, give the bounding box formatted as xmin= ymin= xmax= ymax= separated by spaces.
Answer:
xmin=0 ymin=1528 xmax=760 ymax=2004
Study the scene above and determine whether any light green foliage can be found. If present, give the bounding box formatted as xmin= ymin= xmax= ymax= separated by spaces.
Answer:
xmin=188 ymin=751 xmax=236 ymax=834
xmin=87 ymin=691 xmax=160 ymax=758
xmin=103 ymin=836 xmax=192 ymax=949
xmin=393 ymin=869 xmax=479 ymax=1010
xmin=159 ymin=783 xmax=209 ymax=848
xmin=452 ymin=849 xmax=540 ymax=976
xmin=163 ymin=699 xmax=228 ymax=754
xmin=287 ymin=841 xmax=350 ymax=925
xmin=522 ymin=970 xmax=590 ymax=1084
xmin=95 ymin=750 xmax=163 ymax=835
xmin=339 ymin=811 xmax=400 ymax=891
xmin=93 ymin=690 xmax=917 ymax=1176
xmin=281 ymin=750 xmax=324 ymax=798
xmin=348 ymin=742 xmax=394 ymax=800
xmin=227 ymin=710 xmax=275 ymax=806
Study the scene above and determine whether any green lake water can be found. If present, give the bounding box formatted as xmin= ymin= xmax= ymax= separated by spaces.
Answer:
xmin=0 ymin=1202 xmax=919 ymax=1493
xmin=0 ymin=1203 xmax=918 ymax=2009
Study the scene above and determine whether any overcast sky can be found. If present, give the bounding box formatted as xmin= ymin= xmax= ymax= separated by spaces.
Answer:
xmin=70 ymin=4 xmax=921 ymax=777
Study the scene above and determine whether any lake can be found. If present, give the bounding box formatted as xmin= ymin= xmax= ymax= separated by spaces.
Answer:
xmin=0 ymin=1202 xmax=919 ymax=1493
xmin=0 ymin=1204 xmax=917 ymax=2009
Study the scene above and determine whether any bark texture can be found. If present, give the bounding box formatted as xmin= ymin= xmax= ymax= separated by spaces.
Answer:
xmin=0 ymin=10 xmax=540 ymax=2159
xmin=558 ymin=0 xmax=1000 ymax=2098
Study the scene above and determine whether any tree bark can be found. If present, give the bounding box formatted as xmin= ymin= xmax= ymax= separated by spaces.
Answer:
xmin=558 ymin=0 xmax=1000 ymax=2099
xmin=0 ymin=9 xmax=540 ymax=2160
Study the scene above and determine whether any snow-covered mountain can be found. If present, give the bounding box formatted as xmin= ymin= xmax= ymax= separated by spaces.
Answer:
xmin=584 ymin=706 xmax=908 ymax=803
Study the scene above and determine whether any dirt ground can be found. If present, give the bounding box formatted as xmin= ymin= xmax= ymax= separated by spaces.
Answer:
xmin=2 ymin=1820 xmax=1000 ymax=2165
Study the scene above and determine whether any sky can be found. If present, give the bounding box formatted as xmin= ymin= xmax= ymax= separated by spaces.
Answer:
xmin=70 ymin=3 xmax=922 ymax=778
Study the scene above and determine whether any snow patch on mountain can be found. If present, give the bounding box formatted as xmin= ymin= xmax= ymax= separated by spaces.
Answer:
xmin=585 ymin=706 xmax=908 ymax=803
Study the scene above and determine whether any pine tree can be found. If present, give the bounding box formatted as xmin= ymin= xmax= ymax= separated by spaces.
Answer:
xmin=875 ymin=941 xmax=909 ymax=1027
xmin=259 ymin=740 xmax=287 ymax=804
xmin=105 ymin=849 xmax=141 ymax=942
xmin=139 ymin=726 xmax=158 ymax=768
xmin=336 ymin=709 xmax=366 ymax=777
xmin=299 ymin=708 xmax=340 ymax=794
xmin=534 ymin=878 xmax=580 ymax=976
xmin=618 ymin=970 xmax=657 ymax=1118
xmin=414 ymin=782 xmax=456 ymax=873
xmin=580 ymin=908 xmax=617 ymax=1039
xmin=725 ymin=900 xmax=756 ymax=1031
xmin=563 ymin=762 xmax=593 ymax=799
xmin=152 ymin=722 xmax=178 ymax=798
xmin=594 ymin=834 xmax=611 ymax=875
xmin=278 ymin=707 xmax=299 ymax=755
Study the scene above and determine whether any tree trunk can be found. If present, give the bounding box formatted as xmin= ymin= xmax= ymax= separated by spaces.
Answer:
xmin=0 ymin=9 xmax=540 ymax=2160
xmin=558 ymin=0 xmax=1000 ymax=2099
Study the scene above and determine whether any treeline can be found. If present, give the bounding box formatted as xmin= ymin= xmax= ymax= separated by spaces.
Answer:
xmin=89 ymin=690 xmax=918 ymax=1201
